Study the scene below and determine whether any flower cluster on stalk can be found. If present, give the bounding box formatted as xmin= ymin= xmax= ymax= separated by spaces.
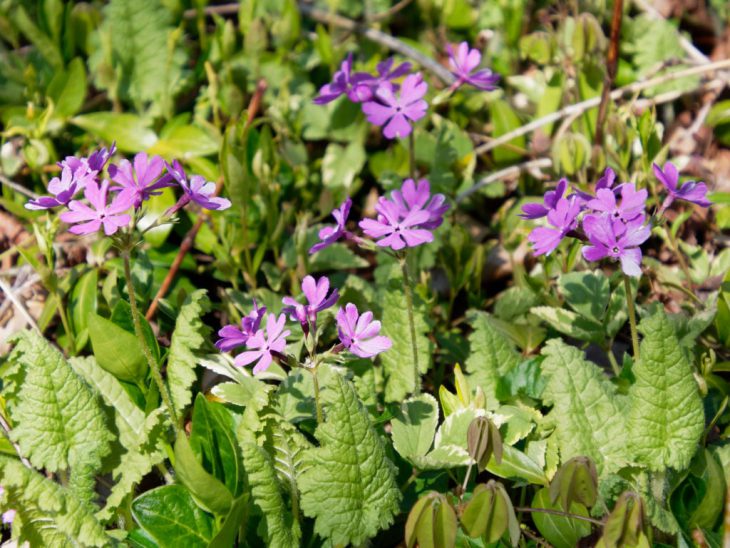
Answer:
xmin=25 ymin=144 xmax=230 ymax=236
xmin=521 ymin=162 xmax=712 ymax=276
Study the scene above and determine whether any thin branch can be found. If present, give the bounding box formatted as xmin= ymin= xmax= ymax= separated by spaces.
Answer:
xmin=0 ymin=277 xmax=40 ymax=333
xmin=367 ymin=0 xmax=414 ymax=22
xmin=632 ymin=0 xmax=710 ymax=65
xmin=456 ymin=158 xmax=552 ymax=202
xmin=594 ymin=0 xmax=623 ymax=146
xmin=515 ymin=506 xmax=604 ymax=526
xmin=0 ymin=174 xmax=38 ymax=199
xmin=474 ymin=58 xmax=730 ymax=155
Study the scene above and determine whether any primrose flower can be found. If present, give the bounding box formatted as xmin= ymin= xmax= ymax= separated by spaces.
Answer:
xmin=362 ymin=73 xmax=428 ymax=139
xmin=282 ymin=275 xmax=339 ymax=327
xmin=352 ymin=58 xmax=413 ymax=101
xmin=653 ymin=162 xmax=712 ymax=210
xmin=391 ymin=178 xmax=449 ymax=229
xmin=59 ymin=142 xmax=116 ymax=178
xmin=59 ymin=179 xmax=133 ymax=236
xmin=336 ymin=303 xmax=392 ymax=358
xmin=360 ymin=198 xmax=434 ymax=250
xmin=25 ymin=166 xmax=86 ymax=210
xmin=313 ymin=53 xmax=375 ymax=104
xmin=585 ymin=183 xmax=647 ymax=224
xmin=573 ymin=167 xmax=621 ymax=203
xmin=520 ymin=178 xmax=569 ymax=220
xmin=233 ymin=313 xmax=290 ymax=374
xmin=447 ymin=42 xmax=500 ymax=91
xmin=310 ymin=198 xmax=352 ymax=254
xmin=166 ymin=160 xmax=231 ymax=211
xmin=527 ymin=196 xmax=581 ymax=256
xmin=109 ymin=152 xmax=171 ymax=209
xmin=216 ymin=301 xmax=266 ymax=352
xmin=582 ymin=215 xmax=651 ymax=277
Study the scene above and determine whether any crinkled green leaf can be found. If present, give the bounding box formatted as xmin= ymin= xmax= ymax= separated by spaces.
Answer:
xmin=540 ymin=339 xmax=627 ymax=475
xmin=531 ymin=306 xmax=604 ymax=344
xmin=5 ymin=331 xmax=113 ymax=474
xmin=628 ymin=311 xmax=704 ymax=471
xmin=167 ymin=290 xmax=211 ymax=413
xmin=464 ymin=311 xmax=521 ymax=409
xmin=378 ymin=266 xmax=433 ymax=402
xmin=299 ymin=373 xmax=401 ymax=545
xmin=0 ymin=456 xmax=111 ymax=547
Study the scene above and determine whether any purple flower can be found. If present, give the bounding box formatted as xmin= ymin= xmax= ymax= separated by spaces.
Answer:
xmin=352 ymin=58 xmax=412 ymax=101
xmin=527 ymin=196 xmax=581 ymax=256
xmin=520 ymin=178 xmax=569 ymax=219
xmin=313 ymin=53 xmax=375 ymax=104
xmin=653 ymin=162 xmax=712 ymax=209
xmin=85 ymin=142 xmax=117 ymax=172
xmin=109 ymin=152 xmax=172 ymax=209
xmin=59 ymin=179 xmax=133 ymax=236
xmin=582 ymin=215 xmax=651 ymax=277
xmin=25 ymin=166 xmax=86 ymax=210
xmin=216 ymin=301 xmax=266 ymax=352
xmin=336 ymin=303 xmax=392 ymax=358
xmin=360 ymin=198 xmax=434 ymax=250
xmin=166 ymin=160 xmax=231 ymax=211
xmin=585 ymin=183 xmax=647 ymax=224
xmin=310 ymin=198 xmax=352 ymax=254
xmin=362 ymin=73 xmax=428 ymax=139
xmin=233 ymin=313 xmax=290 ymax=374
xmin=391 ymin=178 xmax=449 ymax=230
xmin=1 ymin=509 xmax=14 ymax=526
xmin=282 ymin=275 xmax=339 ymax=326
xmin=573 ymin=167 xmax=621 ymax=203
xmin=447 ymin=42 xmax=500 ymax=91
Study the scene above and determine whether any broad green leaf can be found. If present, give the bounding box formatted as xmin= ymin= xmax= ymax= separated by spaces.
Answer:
xmin=138 ymin=187 xmax=176 ymax=247
xmin=88 ymin=312 xmax=148 ymax=382
xmin=671 ymin=449 xmax=726 ymax=531
xmin=558 ymin=271 xmax=609 ymax=322
xmin=378 ymin=266 xmax=433 ymax=402
xmin=167 ymin=290 xmax=211 ymax=413
xmin=391 ymin=393 xmax=440 ymax=461
xmin=132 ymin=485 xmax=214 ymax=547
xmin=322 ymin=141 xmax=366 ymax=191
xmin=173 ymin=435 xmax=233 ymax=516
xmin=540 ymin=339 xmax=627 ymax=475
xmin=531 ymin=488 xmax=592 ymax=548
xmin=46 ymin=57 xmax=87 ymax=118
xmin=531 ymin=306 xmax=604 ymax=344
xmin=68 ymin=268 xmax=97 ymax=350
xmin=299 ymin=374 xmax=401 ymax=545
xmin=148 ymin=124 xmax=220 ymax=159
xmin=208 ymin=494 xmax=248 ymax=548
xmin=627 ymin=311 xmax=704 ymax=471
xmin=0 ymin=456 xmax=111 ymax=547
xmin=488 ymin=99 xmax=526 ymax=163
xmin=486 ymin=445 xmax=548 ymax=486
xmin=5 ymin=331 xmax=113 ymax=474
xmin=308 ymin=243 xmax=369 ymax=272
xmin=71 ymin=113 xmax=158 ymax=152
xmin=464 ymin=311 xmax=521 ymax=409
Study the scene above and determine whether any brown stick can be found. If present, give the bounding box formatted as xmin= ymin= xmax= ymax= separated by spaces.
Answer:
xmin=145 ymin=79 xmax=268 ymax=321
xmin=594 ymin=0 xmax=623 ymax=146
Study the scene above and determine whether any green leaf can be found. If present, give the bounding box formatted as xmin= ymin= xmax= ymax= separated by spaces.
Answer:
xmin=68 ymin=268 xmax=97 ymax=350
xmin=299 ymin=374 xmax=401 ymax=545
xmin=531 ymin=488 xmax=592 ymax=548
xmin=148 ymin=124 xmax=220 ymax=160
xmin=558 ymin=271 xmax=609 ymax=322
xmin=308 ymin=243 xmax=368 ymax=272
xmin=9 ymin=5 xmax=63 ymax=69
xmin=464 ymin=311 xmax=521 ymax=409
xmin=71 ymin=113 xmax=158 ymax=152
xmin=88 ymin=312 xmax=148 ymax=382
xmin=531 ymin=306 xmax=605 ymax=344
xmin=46 ymin=57 xmax=87 ymax=118
xmin=321 ymin=142 xmax=366 ymax=191
xmin=391 ymin=393 xmax=440 ymax=461
xmin=0 ymin=456 xmax=111 ymax=547
xmin=132 ymin=485 xmax=214 ymax=547
xmin=486 ymin=444 xmax=548 ymax=486
xmin=540 ymin=339 xmax=627 ymax=475
xmin=627 ymin=311 xmax=704 ymax=471
xmin=5 ymin=331 xmax=113 ymax=474
xmin=378 ymin=266 xmax=433 ymax=402
xmin=167 ymin=290 xmax=212 ymax=413
xmin=488 ymin=99 xmax=526 ymax=163
xmin=208 ymin=494 xmax=248 ymax=548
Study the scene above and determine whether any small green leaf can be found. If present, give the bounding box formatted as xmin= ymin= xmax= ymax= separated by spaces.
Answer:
xmin=68 ymin=269 xmax=98 ymax=350
xmin=531 ymin=488 xmax=592 ymax=548
xmin=46 ymin=57 xmax=87 ymax=118
xmin=88 ymin=312 xmax=148 ymax=382
xmin=391 ymin=393 xmax=439 ymax=461
xmin=531 ymin=306 xmax=605 ymax=343
xmin=148 ymin=124 xmax=220 ymax=160
xmin=132 ymin=485 xmax=214 ymax=548
xmin=558 ymin=271 xmax=609 ymax=322
xmin=71 ymin=112 xmax=158 ymax=152
xmin=489 ymin=99 xmax=526 ymax=163
xmin=322 ymin=142 xmax=366 ymax=191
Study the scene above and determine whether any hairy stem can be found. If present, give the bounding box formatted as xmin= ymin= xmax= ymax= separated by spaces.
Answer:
xmin=122 ymin=252 xmax=180 ymax=430
xmin=605 ymin=343 xmax=621 ymax=376
xmin=311 ymin=367 xmax=323 ymax=424
xmin=623 ymin=274 xmax=640 ymax=362
xmin=400 ymin=256 xmax=421 ymax=396
xmin=55 ymin=291 xmax=76 ymax=353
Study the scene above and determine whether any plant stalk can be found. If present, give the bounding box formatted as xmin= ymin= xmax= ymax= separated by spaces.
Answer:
xmin=400 ymin=256 xmax=421 ymax=396
xmin=122 ymin=251 xmax=180 ymax=430
xmin=312 ymin=367 xmax=323 ymax=424
xmin=623 ymin=274 xmax=640 ymax=362
xmin=408 ymin=132 xmax=416 ymax=180
xmin=55 ymin=291 xmax=76 ymax=353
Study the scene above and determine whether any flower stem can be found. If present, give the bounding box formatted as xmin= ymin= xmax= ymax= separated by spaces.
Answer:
xmin=623 ymin=274 xmax=640 ymax=362
xmin=122 ymin=251 xmax=180 ymax=431
xmin=400 ymin=256 xmax=421 ymax=396
xmin=55 ymin=290 xmax=76 ymax=353
xmin=311 ymin=367 xmax=323 ymax=424
xmin=408 ymin=132 xmax=416 ymax=180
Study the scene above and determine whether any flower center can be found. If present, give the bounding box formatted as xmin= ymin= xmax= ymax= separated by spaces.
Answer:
xmin=612 ymin=246 xmax=620 ymax=254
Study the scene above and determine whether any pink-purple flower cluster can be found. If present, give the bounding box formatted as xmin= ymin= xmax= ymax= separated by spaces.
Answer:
xmin=25 ymin=144 xmax=230 ymax=236
xmin=314 ymin=43 xmax=497 ymax=139
xmin=216 ymin=276 xmax=391 ymax=375
xmin=521 ymin=162 xmax=712 ymax=277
